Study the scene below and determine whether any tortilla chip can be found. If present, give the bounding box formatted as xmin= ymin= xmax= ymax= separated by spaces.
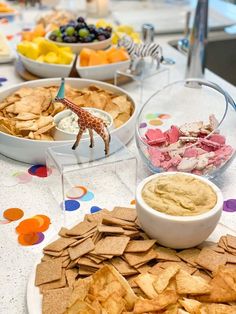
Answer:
xmin=133 ymin=290 xmax=178 ymax=313
xmin=196 ymin=266 xmax=236 ymax=302
xmin=176 ymin=270 xmax=211 ymax=295
xmin=153 ymin=265 xmax=180 ymax=294
xmin=135 ymin=273 xmax=158 ymax=298
xmin=178 ymin=298 xmax=201 ymax=313
xmin=65 ymin=299 xmax=96 ymax=314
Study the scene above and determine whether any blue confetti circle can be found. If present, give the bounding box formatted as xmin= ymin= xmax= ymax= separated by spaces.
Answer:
xmin=90 ymin=206 xmax=102 ymax=214
xmin=28 ymin=164 xmax=45 ymax=175
xmin=80 ymin=191 xmax=94 ymax=202
xmin=64 ymin=200 xmax=80 ymax=211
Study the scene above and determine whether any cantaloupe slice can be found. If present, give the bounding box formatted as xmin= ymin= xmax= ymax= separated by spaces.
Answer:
xmin=80 ymin=48 xmax=93 ymax=66
xmin=107 ymin=49 xmax=129 ymax=63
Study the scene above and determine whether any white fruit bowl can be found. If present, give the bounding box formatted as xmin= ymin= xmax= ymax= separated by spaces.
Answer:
xmin=18 ymin=53 xmax=76 ymax=78
xmin=45 ymin=32 xmax=112 ymax=54
xmin=76 ymin=56 xmax=130 ymax=81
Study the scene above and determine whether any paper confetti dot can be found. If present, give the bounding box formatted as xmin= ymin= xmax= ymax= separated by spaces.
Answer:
xmin=80 ymin=191 xmax=94 ymax=202
xmin=223 ymin=199 xmax=236 ymax=212
xmin=3 ymin=208 xmax=24 ymax=221
xmin=14 ymin=172 xmax=32 ymax=184
xmin=16 ymin=214 xmax=50 ymax=246
xmin=35 ymin=232 xmax=45 ymax=244
xmin=149 ymin=119 xmax=163 ymax=126
xmin=130 ymin=200 xmax=136 ymax=205
xmin=66 ymin=186 xmax=87 ymax=199
xmin=0 ymin=77 xmax=7 ymax=82
xmin=64 ymin=200 xmax=81 ymax=211
xmin=146 ymin=113 xmax=159 ymax=120
xmin=0 ymin=219 xmax=10 ymax=224
xmin=158 ymin=114 xmax=171 ymax=119
xmin=18 ymin=232 xmax=39 ymax=246
xmin=28 ymin=165 xmax=44 ymax=175
xmin=139 ymin=122 xmax=147 ymax=128
xmin=90 ymin=206 xmax=102 ymax=214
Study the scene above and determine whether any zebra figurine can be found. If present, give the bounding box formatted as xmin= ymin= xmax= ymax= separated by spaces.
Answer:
xmin=118 ymin=36 xmax=163 ymax=72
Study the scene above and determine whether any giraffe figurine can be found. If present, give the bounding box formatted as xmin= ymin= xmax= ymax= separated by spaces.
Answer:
xmin=54 ymin=78 xmax=111 ymax=155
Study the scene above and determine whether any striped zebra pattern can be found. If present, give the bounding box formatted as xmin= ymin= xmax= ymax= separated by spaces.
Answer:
xmin=118 ymin=36 xmax=163 ymax=66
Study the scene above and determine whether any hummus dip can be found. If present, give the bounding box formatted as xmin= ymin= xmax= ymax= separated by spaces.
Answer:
xmin=142 ymin=174 xmax=217 ymax=216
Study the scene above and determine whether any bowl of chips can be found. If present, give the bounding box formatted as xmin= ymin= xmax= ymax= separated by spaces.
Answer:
xmin=136 ymin=172 xmax=223 ymax=249
xmin=0 ymin=78 xmax=136 ymax=164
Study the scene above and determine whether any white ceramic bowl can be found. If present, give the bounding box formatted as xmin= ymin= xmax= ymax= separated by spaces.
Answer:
xmin=53 ymin=108 xmax=114 ymax=141
xmin=76 ymin=57 xmax=130 ymax=81
xmin=18 ymin=53 xmax=75 ymax=78
xmin=45 ymin=32 xmax=112 ymax=54
xmin=136 ymin=172 xmax=223 ymax=249
xmin=0 ymin=78 xmax=137 ymax=164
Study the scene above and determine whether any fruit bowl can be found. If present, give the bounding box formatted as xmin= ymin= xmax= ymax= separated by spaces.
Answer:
xmin=18 ymin=53 xmax=76 ymax=78
xmin=136 ymin=79 xmax=236 ymax=179
xmin=45 ymin=16 xmax=112 ymax=54
xmin=46 ymin=32 xmax=112 ymax=54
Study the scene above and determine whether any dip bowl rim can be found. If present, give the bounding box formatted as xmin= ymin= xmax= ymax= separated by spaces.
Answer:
xmin=53 ymin=107 xmax=114 ymax=137
xmin=136 ymin=171 xmax=223 ymax=222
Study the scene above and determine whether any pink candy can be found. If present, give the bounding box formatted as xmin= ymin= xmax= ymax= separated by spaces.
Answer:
xmin=145 ymin=121 xmax=234 ymax=175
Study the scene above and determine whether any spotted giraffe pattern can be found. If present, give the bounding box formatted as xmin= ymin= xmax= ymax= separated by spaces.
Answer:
xmin=55 ymin=97 xmax=110 ymax=155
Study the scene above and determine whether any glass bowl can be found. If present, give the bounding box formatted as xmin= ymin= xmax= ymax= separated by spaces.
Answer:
xmin=135 ymin=79 xmax=236 ymax=179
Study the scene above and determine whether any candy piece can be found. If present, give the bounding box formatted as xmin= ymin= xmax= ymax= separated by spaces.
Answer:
xmin=164 ymin=125 xmax=179 ymax=144
xmin=169 ymin=156 xmax=182 ymax=166
xmin=177 ymin=158 xmax=198 ymax=172
xmin=209 ymin=114 xmax=219 ymax=131
xmin=191 ymin=169 xmax=203 ymax=175
xmin=179 ymin=121 xmax=203 ymax=136
xmin=183 ymin=148 xmax=198 ymax=158
xmin=145 ymin=129 xmax=166 ymax=146
xmin=208 ymin=134 xmax=226 ymax=145
xmin=195 ymin=157 xmax=209 ymax=170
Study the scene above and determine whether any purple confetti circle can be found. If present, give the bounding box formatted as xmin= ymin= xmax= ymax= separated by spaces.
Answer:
xmin=223 ymin=199 xmax=236 ymax=212
xmin=139 ymin=122 xmax=147 ymax=128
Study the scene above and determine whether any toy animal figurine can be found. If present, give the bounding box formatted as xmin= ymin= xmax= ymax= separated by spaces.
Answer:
xmin=118 ymin=35 xmax=163 ymax=71
xmin=54 ymin=78 xmax=110 ymax=155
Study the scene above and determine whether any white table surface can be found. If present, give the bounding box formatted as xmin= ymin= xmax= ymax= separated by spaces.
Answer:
xmin=0 ymin=2 xmax=236 ymax=314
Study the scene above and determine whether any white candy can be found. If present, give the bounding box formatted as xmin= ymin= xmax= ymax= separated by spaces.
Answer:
xmin=177 ymin=158 xmax=198 ymax=172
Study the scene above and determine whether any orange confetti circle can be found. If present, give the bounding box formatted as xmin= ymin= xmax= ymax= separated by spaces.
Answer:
xmin=149 ymin=119 xmax=163 ymax=126
xmin=158 ymin=114 xmax=171 ymax=119
xmin=66 ymin=186 xmax=87 ymax=199
xmin=16 ymin=218 xmax=40 ymax=234
xmin=3 ymin=208 xmax=24 ymax=221
xmin=130 ymin=200 xmax=136 ymax=205
xmin=18 ymin=233 xmax=39 ymax=246
xmin=33 ymin=215 xmax=51 ymax=232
